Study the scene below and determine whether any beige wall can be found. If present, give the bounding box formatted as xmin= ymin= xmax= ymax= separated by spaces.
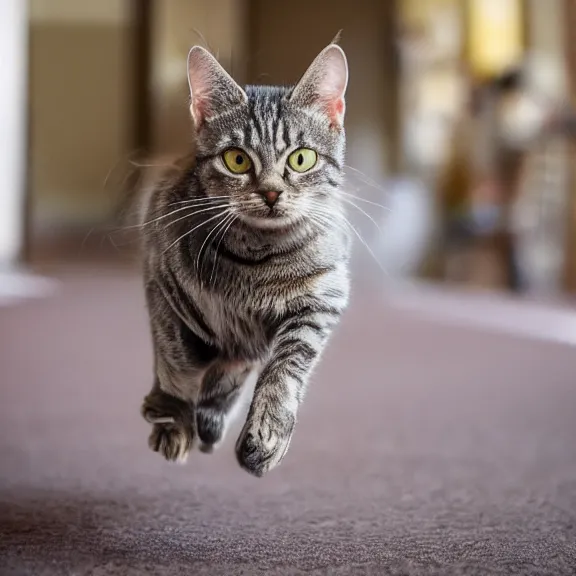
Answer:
xmin=29 ymin=0 xmax=131 ymax=229
xmin=30 ymin=0 xmax=249 ymax=229
xmin=527 ymin=0 xmax=564 ymax=59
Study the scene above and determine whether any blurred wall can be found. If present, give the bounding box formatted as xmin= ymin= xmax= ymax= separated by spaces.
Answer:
xmin=527 ymin=0 xmax=565 ymax=59
xmin=150 ymin=0 xmax=249 ymax=157
xmin=29 ymin=1 xmax=132 ymax=230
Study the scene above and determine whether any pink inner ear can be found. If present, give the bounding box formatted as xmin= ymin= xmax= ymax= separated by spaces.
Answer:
xmin=188 ymin=47 xmax=247 ymax=127
xmin=323 ymin=96 xmax=345 ymax=127
xmin=333 ymin=97 xmax=345 ymax=116
xmin=189 ymin=68 xmax=212 ymax=126
xmin=191 ymin=93 xmax=209 ymax=126
xmin=316 ymin=51 xmax=347 ymax=125
xmin=290 ymin=45 xmax=348 ymax=126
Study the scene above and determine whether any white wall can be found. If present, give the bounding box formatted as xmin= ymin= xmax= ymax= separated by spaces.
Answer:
xmin=0 ymin=1 xmax=28 ymax=266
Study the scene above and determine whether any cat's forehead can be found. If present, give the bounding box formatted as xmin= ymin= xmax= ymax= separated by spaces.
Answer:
xmin=200 ymin=84 xmax=343 ymax=158
xmin=240 ymin=85 xmax=337 ymax=147
xmin=244 ymin=85 xmax=293 ymax=123
xmin=245 ymin=85 xmax=292 ymax=103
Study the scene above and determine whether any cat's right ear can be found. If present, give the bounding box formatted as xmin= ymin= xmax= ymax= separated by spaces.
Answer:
xmin=187 ymin=46 xmax=247 ymax=128
xmin=290 ymin=44 xmax=348 ymax=127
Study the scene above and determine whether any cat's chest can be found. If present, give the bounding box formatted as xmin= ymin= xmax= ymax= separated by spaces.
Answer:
xmin=198 ymin=291 xmax=280 ymax=361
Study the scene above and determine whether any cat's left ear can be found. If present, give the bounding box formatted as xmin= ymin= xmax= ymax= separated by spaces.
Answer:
xmin=187 ymin=46 xmax=247 ymax=128
xmin=289 ymin=44 xmax=348 ymax=127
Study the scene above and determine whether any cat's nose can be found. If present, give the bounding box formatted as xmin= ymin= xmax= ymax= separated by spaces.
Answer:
xmin=259 ymin=190 xmax=282 ymax=208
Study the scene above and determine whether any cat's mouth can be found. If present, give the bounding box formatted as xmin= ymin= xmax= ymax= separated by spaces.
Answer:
xmin=238 ymin=208 xmax=299 ymax=230
xmin=263 ymin=207 xmax=285 ymax=219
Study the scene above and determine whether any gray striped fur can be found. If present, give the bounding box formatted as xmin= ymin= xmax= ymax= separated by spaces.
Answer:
xmin=140 ymin=44 xmax=351 ymax=476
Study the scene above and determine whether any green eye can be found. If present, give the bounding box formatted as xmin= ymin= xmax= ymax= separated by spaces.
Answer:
xmin=287 ymin=148 xmax=317 ymax=173
xmin=223 ymin=148 xmax=252 ymax=174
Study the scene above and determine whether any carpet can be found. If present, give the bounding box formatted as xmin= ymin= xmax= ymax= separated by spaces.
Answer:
xmin=1 ymin=271 xmax=575 ymax=575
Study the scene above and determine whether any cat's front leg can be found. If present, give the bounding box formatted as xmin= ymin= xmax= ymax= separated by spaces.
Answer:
xmin=141 ymin=281 xmax=217 ymax=463
xmin=235 ymin=307 xmax=341 ymax=476
xmin=142 ymin=376 xmax=197 ymax=463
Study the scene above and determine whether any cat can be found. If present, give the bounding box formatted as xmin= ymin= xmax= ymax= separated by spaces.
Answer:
xmin=138 ymin=43 xmax=351 ymax=477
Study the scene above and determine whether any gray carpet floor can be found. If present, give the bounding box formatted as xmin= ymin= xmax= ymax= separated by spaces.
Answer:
xmin=1 ymin=272 xmax=575 ymax=575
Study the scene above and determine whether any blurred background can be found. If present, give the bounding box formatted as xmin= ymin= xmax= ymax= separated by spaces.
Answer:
xmin=2 ymin=0 xmax=576 ymax=300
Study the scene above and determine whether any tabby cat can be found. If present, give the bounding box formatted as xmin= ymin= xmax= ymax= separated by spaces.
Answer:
xmin=139 ymin=44 xmax=351 ymax=477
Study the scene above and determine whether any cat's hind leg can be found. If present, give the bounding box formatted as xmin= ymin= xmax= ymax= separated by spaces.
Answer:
xmin=196 ymin=363 xmax=253 ymax=453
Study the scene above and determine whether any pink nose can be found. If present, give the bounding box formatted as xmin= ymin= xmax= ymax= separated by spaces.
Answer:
xmin=260 ymin=190 xmax=281 ymax=208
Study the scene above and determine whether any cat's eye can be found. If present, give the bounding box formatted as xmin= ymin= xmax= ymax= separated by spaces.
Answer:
xmin=222 ymin=148 xmax=252 ymax=174
xmin=287 ymin=148 xmax=317 ymax=173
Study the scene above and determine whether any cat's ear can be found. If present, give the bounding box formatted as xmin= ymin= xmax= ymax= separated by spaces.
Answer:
xmin=289 ymin=44 xmax=348 ymax=127
xmin=187 ymin=46 xmax=247 ymax=127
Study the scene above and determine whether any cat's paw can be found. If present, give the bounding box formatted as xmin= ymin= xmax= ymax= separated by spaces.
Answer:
xmin=142 ymin=404 xmax=175 ymax=425
xmin=235 ymin=410 xmax=295 ymax=477
xmin=148 ymin=421 xmax=194 ymax=463
xmin=196 ymin=407 xmax=225 ymax=453
xmin=141 ymin=391 xmax=196 ymax=463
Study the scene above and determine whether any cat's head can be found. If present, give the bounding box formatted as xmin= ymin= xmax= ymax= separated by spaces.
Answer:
xmin=187 ymin=44 xmax=348 ymax=230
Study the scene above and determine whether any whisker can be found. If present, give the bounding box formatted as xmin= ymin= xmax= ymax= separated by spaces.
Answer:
xmin=344 ymin=165 xmax=389 ymax=195
xmin=105 ymin=229 xmax=136 ymax=249
xmin=169 ymin=195 xmax=232 ymax=207
xmin=128 ymin=159 xmax=180 ymax=170
xmin=196 ymin=211 xmax=234 ymax=276
xmin=210 ymin=214 xmax=238 ymax=287
xmin=337 ymin=189 xmax=392 ymax=211
xmin=338 ymin=196 xmax=387 ymax=237
xmin=161 ymin=209 xmax=231 ymax=256
xmin=308 ymin=205 xmax=387 ymax=274
xmin=81 ymin=228 xmax=95 ymax=253
xmin=305 ymin=207 xmax=349 ymax=238
xmin=306 ymin=200 xmax=348 ymax=224
xmin=122 ymin=202 xmax=228 ymax=232
xmin=105 ymin=231 xmax=122 ymax=254
xmin=162 ymin=204 xmax=230 ymax=232
xmin=341 ymin=218 xmax=387 ymax=274
xmin=103 ymin=148 xmax=142 ymax=190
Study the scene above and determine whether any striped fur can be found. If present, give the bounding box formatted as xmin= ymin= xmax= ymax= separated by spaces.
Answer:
xmin=140 ymin=45 xmax=351 ymax=476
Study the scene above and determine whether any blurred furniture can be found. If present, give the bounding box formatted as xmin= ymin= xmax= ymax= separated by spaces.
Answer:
xmin=397 ymin=0 xmax=464 ymax=180
xmin=403 ymin=0 xmax=576 ymax=295
xmin=466 ymin=0 xmax=524 ymax=81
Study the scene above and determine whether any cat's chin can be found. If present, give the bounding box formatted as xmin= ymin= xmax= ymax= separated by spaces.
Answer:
xmin=238 ymin=213 xmax=300 ymax=231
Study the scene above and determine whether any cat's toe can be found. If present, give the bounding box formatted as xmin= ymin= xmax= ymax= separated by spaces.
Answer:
xmin=141 ymin=404 xmax=175 ymax=424
xmin=142 ymin=391 xmax=196 ymax=461
xmin=148 ymin=422 xmax=194 ymax=463
xmin=196 ymin=407 xmax=225 ymax=452
xmin=235 ymin=416 xmax=294 ymax=477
